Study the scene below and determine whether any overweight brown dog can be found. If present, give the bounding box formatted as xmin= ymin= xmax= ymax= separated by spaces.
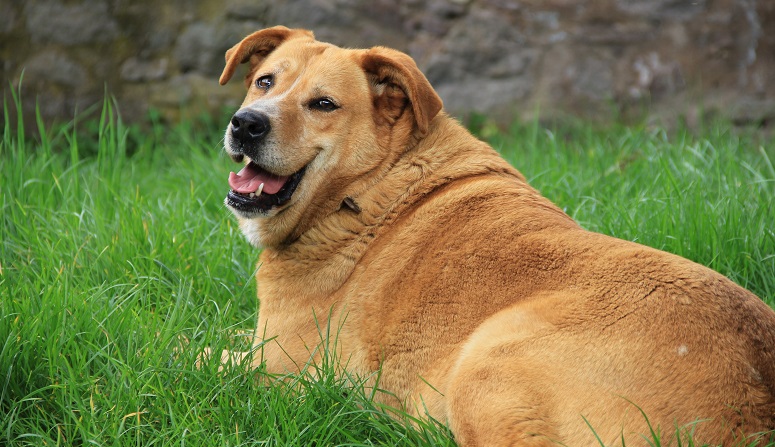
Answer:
xmin=215 ymin=26 xmax=775 ymax=446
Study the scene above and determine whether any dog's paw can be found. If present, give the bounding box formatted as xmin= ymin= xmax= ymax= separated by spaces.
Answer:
xmin=194 ymin=346 xmax=213 ymax=369
xmin=196 ymin=347 xmax=249 ymax=371
xmin=167 ymin=333 xmax=191 ymax=363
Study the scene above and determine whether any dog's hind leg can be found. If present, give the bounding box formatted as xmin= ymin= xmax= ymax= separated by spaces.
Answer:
xmin=442 ymin=304 xmax=566 ymax=446
xmin=444 ymin=357 xmax=564 ymax=447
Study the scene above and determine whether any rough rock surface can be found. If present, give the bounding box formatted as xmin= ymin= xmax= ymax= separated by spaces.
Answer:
xmin=2 ymin=0 xmax=773 ymax=127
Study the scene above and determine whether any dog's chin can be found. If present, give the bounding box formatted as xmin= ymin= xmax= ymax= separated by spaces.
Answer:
xmin=237 ymin=219 xmax=265 ymax=248
xmin=225 ymin=164 xmax=307 ymax=219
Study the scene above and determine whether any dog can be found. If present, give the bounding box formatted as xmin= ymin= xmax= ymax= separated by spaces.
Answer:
xmin=215 ymin=26 xmax=775 ymax=446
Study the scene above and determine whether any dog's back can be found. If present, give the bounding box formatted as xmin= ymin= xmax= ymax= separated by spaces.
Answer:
xmin=342 ymin=116 xmax=775 ymax=445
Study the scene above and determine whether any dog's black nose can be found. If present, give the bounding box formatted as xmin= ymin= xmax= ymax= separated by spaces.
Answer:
xmin=230 ymin=109 xmax=271 ymax=143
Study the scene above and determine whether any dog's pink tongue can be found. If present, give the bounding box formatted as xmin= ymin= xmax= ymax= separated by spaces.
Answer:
xmin=228 ymin=163 xmax=289 ymax=195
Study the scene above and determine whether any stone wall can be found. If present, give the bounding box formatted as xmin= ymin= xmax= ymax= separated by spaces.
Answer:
xmin=2 ymin=0 xmax=773 ymax=127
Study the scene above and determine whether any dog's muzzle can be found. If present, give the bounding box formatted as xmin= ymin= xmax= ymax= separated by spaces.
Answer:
xmin=225 ymin=109 xmax=306 ymax=216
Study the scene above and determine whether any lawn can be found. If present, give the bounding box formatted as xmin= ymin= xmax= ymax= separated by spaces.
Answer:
xmin=1 ymin=89 xmax=774 ymax=446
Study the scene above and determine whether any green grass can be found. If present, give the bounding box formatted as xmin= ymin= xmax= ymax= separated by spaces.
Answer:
xmin=1 ymin=87 xmax=773 ymax=446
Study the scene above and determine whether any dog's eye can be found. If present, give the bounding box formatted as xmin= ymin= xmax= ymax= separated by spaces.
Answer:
xmin=309 ymin=98 xmax=339 ymax=112
xmin=255 ymin=75 xmax=273 ymax=90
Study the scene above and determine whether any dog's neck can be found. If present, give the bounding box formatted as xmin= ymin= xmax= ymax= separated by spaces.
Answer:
xmin=258 ymin=114 xmax=528 ymax=297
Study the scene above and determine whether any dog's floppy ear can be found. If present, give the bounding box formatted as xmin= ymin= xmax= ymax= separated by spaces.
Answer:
xmin=219 ymin=26 xmax=314 ymax=86
xmin=361 ymin=47 xmax=443 ymax=137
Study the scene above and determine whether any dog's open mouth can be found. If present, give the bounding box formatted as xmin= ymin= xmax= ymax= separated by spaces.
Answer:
xmin=226 ymin=160 xmax=306 ymax=214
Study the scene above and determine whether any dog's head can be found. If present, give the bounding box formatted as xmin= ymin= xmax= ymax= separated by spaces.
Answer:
xmin=219 ymin=26 xmax=443 ymax=247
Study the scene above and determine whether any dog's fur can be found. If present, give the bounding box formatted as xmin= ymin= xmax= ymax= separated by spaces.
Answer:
xmin=216 ymin=26 xmax=775 ymax=446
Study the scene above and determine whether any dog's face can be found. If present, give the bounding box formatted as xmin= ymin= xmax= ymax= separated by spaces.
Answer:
xmin=219 ymin=27 xmax=442 ymax=247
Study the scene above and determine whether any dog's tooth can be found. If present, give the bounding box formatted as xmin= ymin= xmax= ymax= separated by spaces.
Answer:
xmin=249 ymin=192 xmax=255 ymax=198
xmin=257 ymin=183 xmax=264 ymax=196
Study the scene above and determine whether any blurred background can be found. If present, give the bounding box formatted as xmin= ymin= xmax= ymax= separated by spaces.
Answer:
xmin=1 ymin=0 xmax=773 ymax=129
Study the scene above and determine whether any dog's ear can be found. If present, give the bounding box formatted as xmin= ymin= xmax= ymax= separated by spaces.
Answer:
xmin=361 ymin=47 xmax=443 ymax=137
xmin=219 ymin=26 xmax=314 ymax=87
